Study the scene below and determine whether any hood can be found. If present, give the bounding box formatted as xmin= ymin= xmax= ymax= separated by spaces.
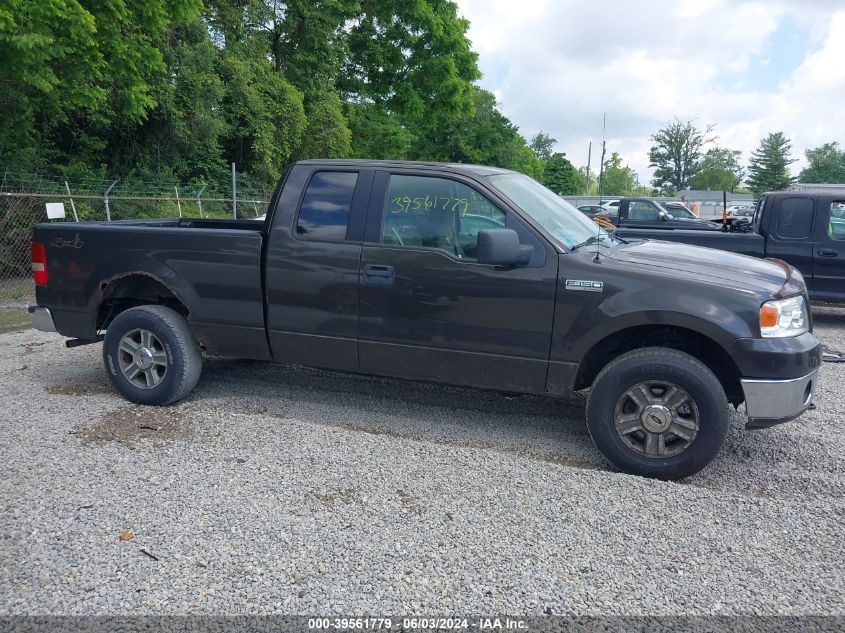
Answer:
xmin=671 ymin=217 xmax=722 ymax=230
xmin=605 ymin=239 xmax=791 ymax=296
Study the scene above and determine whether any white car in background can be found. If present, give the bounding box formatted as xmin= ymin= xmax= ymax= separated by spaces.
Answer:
xmin=726 ymin=204 xmax=753 ymax=214
xmin=600 ymin=199 xmax=621 ymax=211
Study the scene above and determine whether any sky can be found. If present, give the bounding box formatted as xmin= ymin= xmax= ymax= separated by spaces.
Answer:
xmin=455 ymin=0 xmax=845 ymax=185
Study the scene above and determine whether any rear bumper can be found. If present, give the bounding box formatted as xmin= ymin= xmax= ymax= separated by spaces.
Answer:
xmin=28 ymin=306 xmax=56 ymax=332
xmin=742 ymin=368 xmax=818 ymax=429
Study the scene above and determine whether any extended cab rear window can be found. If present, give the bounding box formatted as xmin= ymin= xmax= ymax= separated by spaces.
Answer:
xmin=776 ymin=197 xmax=814 ymax=240
xmin=296 ymin=171 xmax=358 ymax=241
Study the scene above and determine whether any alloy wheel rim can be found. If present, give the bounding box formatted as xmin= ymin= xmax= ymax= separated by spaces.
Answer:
xmin=613 ymin=381 xmax=700 ymax=458
xmin=117 ymin=328 xmax=168 ymax=389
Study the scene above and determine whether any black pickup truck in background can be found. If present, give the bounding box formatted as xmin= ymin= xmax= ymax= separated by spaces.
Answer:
xmin=613 ymin=192 xmax=845 ymax=304
xmin=29 ymin=160 xmax=821 ymax=479
xmin=595 ymin=198 xmax=723 ymax=231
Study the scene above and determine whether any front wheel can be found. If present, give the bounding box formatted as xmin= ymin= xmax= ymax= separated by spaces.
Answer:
xmin=103 ymin=305 xmax=202 ymax=405
xmin=586 ymin=347 xmax=730 ymax=480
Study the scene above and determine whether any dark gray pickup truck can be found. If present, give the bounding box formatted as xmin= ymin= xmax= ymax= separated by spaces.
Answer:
xmin=29 ymin=160 xmax=821 ymax=479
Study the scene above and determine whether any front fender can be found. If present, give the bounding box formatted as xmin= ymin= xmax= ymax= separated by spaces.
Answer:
xmin=552 ymin=284 xmax=757 ymax=363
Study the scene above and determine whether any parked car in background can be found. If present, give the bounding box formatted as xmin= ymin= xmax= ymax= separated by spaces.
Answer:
xmin=577 ymin=204 xmax=607 ymax=216
xmin=600 ymin=199 xmax=621 ymax=211
xmin=727 ymin=204 xmax=753 ymax=215
xmin=729 ymin=207 xmax=755 ymax=218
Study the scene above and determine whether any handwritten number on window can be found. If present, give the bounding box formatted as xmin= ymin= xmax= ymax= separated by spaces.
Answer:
xmin=391 ymin=196 xmax=468 ymax=214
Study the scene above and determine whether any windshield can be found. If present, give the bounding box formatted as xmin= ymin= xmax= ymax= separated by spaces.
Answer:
xmin=667 ymin=206 xmax=695 ymax=219
xmin=486 ymin=173 xmax=609 ymax=249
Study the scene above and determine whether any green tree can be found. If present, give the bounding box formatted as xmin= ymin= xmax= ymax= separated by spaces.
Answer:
xmin=339 ymin=0 xmax=479 ymax=120
xmin=747 ymin=132 xmax=796 ymax=196
xmin=411 ymin=87 xmax=542 ymax=177
xmin=265 ymin=0 xmax=359 ymax=100
xmin=109 ymin=21 xmax=228 ymax=183
xmin=509 ymin=145 xmax=544 ymax=181
xmin=2 ymin=0 xmax=543 ymax=196
xmin=0 ymin=0 xmax=202 ymax=171
xmin=601 ymin=152 xmax=638 ymax=196
xmin=648 ymin=119 xmax=715 ymax=195
xmin=799 ymin=142 xmax=845 ymax=183
xmin=689 ymin=147 xmax=744 ymax=192
xmin=346 ymin=103 xmax=413 ymax=159
xmin=297 ymin=91 xmax=352 ymax=159
xmin=529 ymin=132 xmax=556 ymax=161
xmin=542 ymin=153 xmax=578 ymax=194
xmin=217 ymin=40 xmax=307 ymax=183
xmin=0 ymin=0 xmax=100 ymax=167
xmin=578 ymin=166 xmax=598 ymax=194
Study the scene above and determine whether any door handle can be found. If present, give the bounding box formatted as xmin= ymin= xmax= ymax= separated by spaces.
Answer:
xmin=818 ymin=248 xmax=839 ymax=257
xmin=362 ymin=264 xmax=395 ymax=286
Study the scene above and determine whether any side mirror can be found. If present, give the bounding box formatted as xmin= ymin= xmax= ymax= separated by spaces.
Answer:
xmin=477 ymin=229 xmax=533 ymax=266
xmin=659 ymin=212 xmax=669 ymax=221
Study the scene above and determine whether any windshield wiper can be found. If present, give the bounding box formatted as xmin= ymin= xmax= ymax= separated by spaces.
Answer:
xmin=570 ymin=235 xmax=607 ymax=251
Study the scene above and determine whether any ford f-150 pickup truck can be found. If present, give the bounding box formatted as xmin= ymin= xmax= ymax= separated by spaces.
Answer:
xmin=29 ymin=160 xmax=821 ymax=479
xmin=613 ymin=192 xmax=845 ymax=303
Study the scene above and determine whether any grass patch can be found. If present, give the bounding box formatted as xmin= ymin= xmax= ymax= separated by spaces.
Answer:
xmin=0 ymin=278 xmax=34 ymax=302
xmin=0 ymin=308 xmax=31 ymax=333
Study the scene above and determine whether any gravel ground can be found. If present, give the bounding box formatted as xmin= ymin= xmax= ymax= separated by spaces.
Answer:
xmin=1 ymin=309 xmax=844 ymax=617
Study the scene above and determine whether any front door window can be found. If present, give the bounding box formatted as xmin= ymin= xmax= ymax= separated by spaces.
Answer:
xmin=381 ymin=174 xmax=505 ymax=260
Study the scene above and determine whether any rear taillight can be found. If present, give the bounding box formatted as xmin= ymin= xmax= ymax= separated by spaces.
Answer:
xmin=31 ymin=242 xmax=48 ymax=285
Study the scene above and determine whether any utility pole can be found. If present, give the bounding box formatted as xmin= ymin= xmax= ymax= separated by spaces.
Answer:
xmin=585 ymin=142 xmax=592 ymax=195
xmin=597 ymin=113 xmax=607 ymax=205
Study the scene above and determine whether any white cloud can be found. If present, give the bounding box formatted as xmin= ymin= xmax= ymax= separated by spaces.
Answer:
xmin=456 ymin=0 xmax=845 ymax=184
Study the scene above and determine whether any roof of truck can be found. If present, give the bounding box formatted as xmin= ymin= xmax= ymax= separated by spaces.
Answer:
xmin=764 ymin=188 xmax=845 ymax=197
xmin=784 ymin=183 xmax=845 ymax=193
xmin=296 ymin=158 xmax=515 ymax=177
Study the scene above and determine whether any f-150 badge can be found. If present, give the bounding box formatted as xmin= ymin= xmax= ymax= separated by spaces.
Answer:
xmin=566 ymin=279 xmax=603 ymax=292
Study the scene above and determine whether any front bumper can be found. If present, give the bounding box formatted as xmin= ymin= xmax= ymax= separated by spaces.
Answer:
xmin=28 ymin=306 xmax=56 ymax=332
xmin=742 ymin=368 xmax=818 ymax=429
xmin=729 ymin=332 xmax=821 ymax=379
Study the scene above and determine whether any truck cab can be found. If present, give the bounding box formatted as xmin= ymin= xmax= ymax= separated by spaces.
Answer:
xmin=750 ymin=192 xmax=845 ymax=303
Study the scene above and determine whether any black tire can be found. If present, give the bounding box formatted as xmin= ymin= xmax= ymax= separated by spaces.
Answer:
xmin=103 ymin=305 xmax=202 ymax=406
xmin=586 ymin=347 xmax=729 ymax=480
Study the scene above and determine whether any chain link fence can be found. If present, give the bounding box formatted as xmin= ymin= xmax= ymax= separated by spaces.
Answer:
xmin=0 ymin=172 xmax=271 ymax=305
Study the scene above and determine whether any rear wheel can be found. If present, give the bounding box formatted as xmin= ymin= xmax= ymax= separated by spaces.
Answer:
xmin=586 ymin=347 xmax=729 ymax=479
xmin=103 ymin=305 xmax=201 ymax=405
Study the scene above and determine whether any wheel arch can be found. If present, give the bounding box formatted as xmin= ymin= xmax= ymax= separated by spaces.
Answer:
xmin=574 ymin=323 xmax=744 ymax=407
xmin=96 ymin=273 xmax=190 ymax=331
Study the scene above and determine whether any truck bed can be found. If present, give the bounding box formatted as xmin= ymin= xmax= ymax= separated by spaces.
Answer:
xmin=614 ymin=227 xmax=766 ymax=258
xmin=32 ymin=219 xmax=269 ymax=358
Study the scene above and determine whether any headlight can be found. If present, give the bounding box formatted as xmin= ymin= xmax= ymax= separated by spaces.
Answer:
xmin=759 ymin=296 xmax=808 ymax=338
